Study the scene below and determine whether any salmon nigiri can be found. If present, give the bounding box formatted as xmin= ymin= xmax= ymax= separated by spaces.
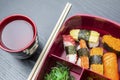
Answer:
xmin=103 ymin=52 xmax=119 ymax=80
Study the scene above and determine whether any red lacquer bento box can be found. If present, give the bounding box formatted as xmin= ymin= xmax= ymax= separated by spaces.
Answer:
xmin=35 ymin=14 xmax=120 ymax=80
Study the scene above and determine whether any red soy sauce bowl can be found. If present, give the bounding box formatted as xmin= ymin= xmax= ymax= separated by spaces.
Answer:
xmin=0 ymin=14 xmax=39 ymax=59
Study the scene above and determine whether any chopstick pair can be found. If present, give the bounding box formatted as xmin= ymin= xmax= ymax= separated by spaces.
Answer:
xmin=27 ymin=2 xmax=72 ymax=80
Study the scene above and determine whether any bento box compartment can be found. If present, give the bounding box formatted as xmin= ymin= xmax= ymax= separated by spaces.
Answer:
xmin=36 ymin=54 xmax=84 ymax=80
xmin=80 ymin=69 xmax=110 ymax=80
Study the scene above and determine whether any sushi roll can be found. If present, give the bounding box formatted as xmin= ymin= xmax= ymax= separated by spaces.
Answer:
xmin=70 ymin=29 xmax=100 ymax=48
xmin=88 ymin=31 xmax=100 ymax=48
xmin=76 ymin=39 xmax=89 ymax=69
xmin=63 ymin=35 xmax=77 ymax=64
xmin=103 ymin=52 xmax=119 ymax=80
xmin=90 ymin=47 xmax=103 ymax=75
xmin=102 ymin=35 xmax=120 ymax=55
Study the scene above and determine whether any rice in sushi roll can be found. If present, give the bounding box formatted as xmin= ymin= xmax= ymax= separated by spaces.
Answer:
xmin=88 ymin=31 xmax=100 ymax=48
xmin=63 ymin=35 xmax=77 ymax=64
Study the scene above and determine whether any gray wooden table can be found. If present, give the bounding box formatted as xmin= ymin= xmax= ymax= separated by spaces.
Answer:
xmin=0 ymin=0 xmax=120 ymax=80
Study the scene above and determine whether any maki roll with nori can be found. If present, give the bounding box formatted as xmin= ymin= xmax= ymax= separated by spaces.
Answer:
xmin=63 ymin=35 xmax=77 ymax=64
xmin=76 ymin=39 xmax=89 ymax=69
xmin=102 ymin=35 xmax=120 ymax=55
xmin=70 ymin=29 xmax=100 ymax=48
xmin=90 ymin=47 xmax=103 ymax=75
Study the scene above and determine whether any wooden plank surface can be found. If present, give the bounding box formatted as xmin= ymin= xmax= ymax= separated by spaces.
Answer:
xmin=0 ymin=0 xmax=120 ymax=80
